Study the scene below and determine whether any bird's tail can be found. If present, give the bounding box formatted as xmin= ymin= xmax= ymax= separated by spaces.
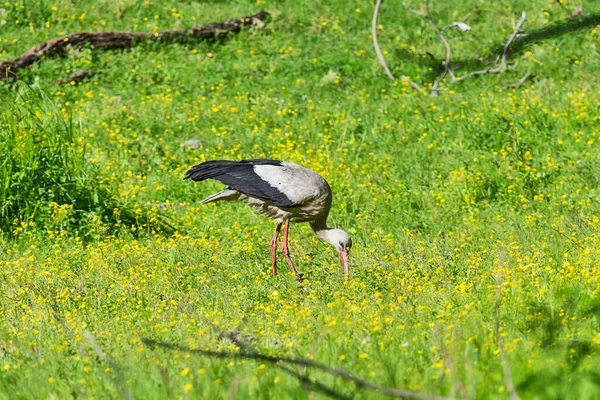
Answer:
xmin=185 ymin=160 xmax=236 ymax=181
xmin=200 ymin=189 xmax=240 ymax=204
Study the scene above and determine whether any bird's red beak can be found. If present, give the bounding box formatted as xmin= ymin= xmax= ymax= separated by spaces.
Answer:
xmin=339 ymin=250 xmax=349 ymax=275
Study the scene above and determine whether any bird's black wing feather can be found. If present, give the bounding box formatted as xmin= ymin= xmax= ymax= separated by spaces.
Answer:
xmin=185 ymin=159 xmax=298 ymax=207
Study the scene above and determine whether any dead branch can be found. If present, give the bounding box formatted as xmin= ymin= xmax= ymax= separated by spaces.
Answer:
xmin=372 ymin=0 xmax=395 ymax=81
xmin=0 ymin=11 xmax=270 ymax=80
xmin=441 ymin=14 xmax=472 ymax=32
xmin=503 ymin=71 xmax=533 ymax=89
xmin=142 ymin=338 xmax=455 ymax=400
xmin=494 ymin=276 xmax=521 ymax=400
xmin=425 ymin=1 xmax=453 ymax=95
xmin=372 ymin=0 xmax=424 ymax=92
xmin=278 ymin=363 xmax=351 ymax=400
xmin=402 ymin=2 xmax=426 ymax=17
xmin=220 ymin=328 xmax=350 ymax=400
xmin=570 ymin=6 xmax=583 ymax=20
xmin=456 ymin=12 xmax=527 ymax=82
xmin=84 ymin=330 xmax=134 ymax=400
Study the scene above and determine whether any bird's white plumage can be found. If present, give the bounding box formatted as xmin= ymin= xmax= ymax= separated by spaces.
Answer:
xmin=201 ymin=162 xmax=332 ymax=224
xmin=252 ymin=162 xmax=327 ymax=205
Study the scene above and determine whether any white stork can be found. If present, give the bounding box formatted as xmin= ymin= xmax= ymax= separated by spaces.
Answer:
xmin=185 ymin=159 xmax=352 ymax=281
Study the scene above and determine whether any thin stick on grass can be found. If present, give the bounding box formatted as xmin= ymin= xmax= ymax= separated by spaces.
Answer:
xmin=277 ymin=363 xmax=351 ymax=400
xmin=372 ymin=0 xmax=423 ymax=91
xmin=372 ymin=0 xmax=395 ymax=81
xmin=494 ymin=275 xmax=521 ymax=400
xmin=456 ymin=12 xmax=527 ymax=82
xmin=441 ymin=14 xmax=471 ymax=31
xmin=221 ymin=330 xmax=350 ymax=400
xmin=84 ymin=330 xmax=135 ymax=400
xmin=0 ymin=11 xmax=270 ymax=80
xmin=425 ymin=0 xmax=454 ymax=95
xmin=142 ymin=338 xmax=455 ymax=400
xmin=503 ymin=71 xmax=533 ymax=89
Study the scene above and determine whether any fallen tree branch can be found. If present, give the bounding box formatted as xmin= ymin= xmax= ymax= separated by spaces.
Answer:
xmin=220 ymin=328 xmax=350 ymax=400
xmin=456 ymin=12 xmax=526 ymax=82
xmin=503 ymin=71 xmax=533 ymax=89
xmin=278 ymin=363 xmax=351 ymax=400
xmin=0 ymin=10 xmax=270 ymax=80
xmin=426 ymin=1 xmax=453 ymax=95
xmin=84 ymin=330 xmax=134 ymax=400
xmin=142 ymin=338 xmax=454 ymax=400
xmin=441 ymin=14 xmax=472 ymax=32
xmin=372 ymin=0 xmax=424 ymax=92
xmin=372 ymin=0 xmax=395 ymax=81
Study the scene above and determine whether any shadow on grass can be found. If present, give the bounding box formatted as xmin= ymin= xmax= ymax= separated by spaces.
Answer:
xmin=141 ymin=337 xmax=453 ymax=400
xmin=396 ymin=13 xmax=600 ymax=79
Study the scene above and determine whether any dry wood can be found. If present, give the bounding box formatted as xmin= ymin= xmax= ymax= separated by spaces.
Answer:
xmin=372 ymin=0 xmax=424 ymax=92
xmin=426 ymin=0 xmax=453 ymax=95
xmin=84 ymin=330 xmax=134 ymax=400
xmin=456 ymin=12 xmax=527 ymax=81
xmin=0 ymin=11 xmax=269 ymax=80
xmin=503 ymin=71 xmax=533 ymax=89
xmin=372 ymin=0 xmax=395 ymax=81
xmin=143 ymin=337 xmax=455 ymax=400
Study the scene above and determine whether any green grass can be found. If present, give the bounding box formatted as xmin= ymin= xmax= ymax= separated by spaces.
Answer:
xmin=1 ymin=0 xmax=599 ymax=398
xmin=0 ymin=84 xmax=174 ymax=237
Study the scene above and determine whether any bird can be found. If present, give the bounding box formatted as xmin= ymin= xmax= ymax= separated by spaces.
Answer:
xmin=185 ymin=159 xmax=352 ymax=281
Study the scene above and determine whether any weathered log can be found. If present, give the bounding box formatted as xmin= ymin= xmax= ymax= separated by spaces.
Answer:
xmin=1 ymin=10 xmax=269 ymax=80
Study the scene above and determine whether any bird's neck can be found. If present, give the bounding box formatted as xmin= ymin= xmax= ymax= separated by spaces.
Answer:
xmin=310 ymin=220 xmax=333 ymax=244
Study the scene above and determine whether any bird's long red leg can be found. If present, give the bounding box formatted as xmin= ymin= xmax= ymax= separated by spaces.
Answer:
xmin=270 ymin=223 xmax=282 ymax=277
xmin=281 ymin=220 xmax=303 ymax=282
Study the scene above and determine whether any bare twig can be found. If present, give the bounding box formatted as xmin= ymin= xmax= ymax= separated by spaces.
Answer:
xmin=494 ymin=276 xmax=521 ymax=400
xmin=0 ymin=11 xmax=270 ymax=80
xmin=219 ymin=326 xmax=349 ymax=399
xmin=503 ymin=71 xmax=533 ymax=89
xmin=457 ymin=12 xmax=527 ymax=82
xmin=402 ymin=2 xmax=426 ymax=16
xmin=570 ymin=5 xmax=583 ymax=20
xmin=448 ymin=68 xmax=457 ymax=82
xmin=84 ymin=330 xmax=134 ymax=400
xmin=426 ymin=1 xmax=453 ymax=95
xmin=372 ymin=0 xmax=424 ymax=92
xmin=441 ymin=14 xmax=472 ymax=31
xmin=372 ymin=0 xmax=395 ymax=81
xmin=142 ymin=338 xmax=455 ymax=400
xmin=278 ymin=364 xmax=351 ymax=400
xmin=401 ymin=75 xmax=426 ymax=92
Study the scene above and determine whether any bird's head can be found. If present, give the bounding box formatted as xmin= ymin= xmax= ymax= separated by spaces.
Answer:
xmin=324 ymin=229 xmax=352 ymax=275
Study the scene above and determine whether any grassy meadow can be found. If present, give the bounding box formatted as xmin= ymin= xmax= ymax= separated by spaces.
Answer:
xmin=1 ymin=0 xmax=599 ymax=398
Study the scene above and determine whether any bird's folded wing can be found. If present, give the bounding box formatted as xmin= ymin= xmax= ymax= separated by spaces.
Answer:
xmin=185 ymin=160 xmax=299 ymax=208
